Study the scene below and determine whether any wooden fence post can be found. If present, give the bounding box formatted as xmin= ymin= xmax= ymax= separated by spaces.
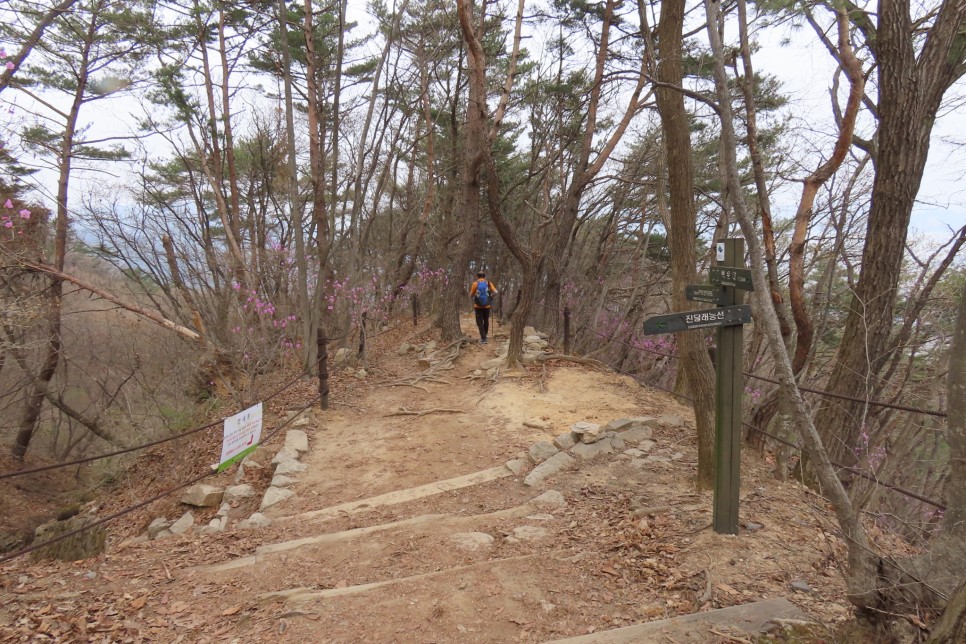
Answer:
xmin=713 ymin=238 xmax=745 ymax=535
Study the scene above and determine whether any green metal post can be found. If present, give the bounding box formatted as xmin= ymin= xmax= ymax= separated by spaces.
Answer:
xmin=713 ymin=238 xmax=745 ymax=534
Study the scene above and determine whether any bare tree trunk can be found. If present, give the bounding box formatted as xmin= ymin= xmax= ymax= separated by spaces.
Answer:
xmin=650 ymin=0 xmax=716 ymax=489
xmin=276 ymin=0 xmax=310 ymax=371
xmin=928 ymin=581 xmax=966 ymax=643
xmin=441 ymin=0 xmax=487 ymax=343
xmin=12 ymin=9 xmax=96 ymax=460
xmin=788 ymin=6 xmax=864 ymax=376
xmin=542 ymin=0 xmax=646 ymax=339
xmin=735 ymin=0 xmax=790 ymax=344
xmin=815 ymin=0 xmax=966 ymax=469
xmin=702 ymin=0 xmax=882 ymax=615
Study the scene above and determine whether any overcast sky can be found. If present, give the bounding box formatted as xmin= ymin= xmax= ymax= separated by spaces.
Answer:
xmin=4 ymin=1 xmax=964 ymax=243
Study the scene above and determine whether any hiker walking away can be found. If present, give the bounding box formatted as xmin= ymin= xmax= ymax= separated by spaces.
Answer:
xmin=470 ymin=271 xmax=498 ymax=344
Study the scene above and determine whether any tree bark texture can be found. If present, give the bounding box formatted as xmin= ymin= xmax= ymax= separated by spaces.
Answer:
xmin=701 ymin=0 xmax=878 ymax=614
xmin=815 ymin=0 xmax=966 ymax=469
xmin=788 ymin=5 xmax=864 ymax=376
xmin=654 ymin=0 xmax=716 ymax=489
xmin=440 ymin=0 xmax=486 ymax=343
xmin=928 ymin=578 xmax=966 ymax=643
xmin=13 ymin=7 xmax=97 ymax=460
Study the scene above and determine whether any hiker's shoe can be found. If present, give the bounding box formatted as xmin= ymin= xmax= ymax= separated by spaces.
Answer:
xmin=481 ymin=338 xmax=488 ymax=344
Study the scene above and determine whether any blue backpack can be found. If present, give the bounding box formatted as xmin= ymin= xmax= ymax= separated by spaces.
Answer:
xmin=474 ymin=280 xmax=491 ymax=307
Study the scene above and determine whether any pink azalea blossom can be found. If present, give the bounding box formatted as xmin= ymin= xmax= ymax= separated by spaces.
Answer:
xmin=4 ymin=62 xmax=12 ymax=70
xmin=3 ymin=221 xmax=12 ymax=228
xmin=4 ymin=199 xmax=12 ymax=209
xmin=18 ymin=209 xmax=29 ymax=219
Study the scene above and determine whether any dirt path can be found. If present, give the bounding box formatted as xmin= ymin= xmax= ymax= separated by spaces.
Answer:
xmin=0 ymin=315 xmax=855 ymax=642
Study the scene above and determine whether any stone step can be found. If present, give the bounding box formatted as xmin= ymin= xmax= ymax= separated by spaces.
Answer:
xmin=197 ymin=513 xmax=446 ymax=573
xmin=258 ymin=552 xmax=543 ymax=604
xmin=197 ymin=501 xmax=542 ymax=574
xmin=280 ymin=465 xmax=513 ymax=523
xmin=543 ymin=597 xmax=809 ymax=643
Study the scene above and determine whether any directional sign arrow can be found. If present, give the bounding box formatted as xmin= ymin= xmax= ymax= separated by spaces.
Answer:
xmin=685 ymin=284 xmax=727 ymax=305
xmin=643 ymin=304 xmax=752 ymax=335
xmin=709 ymin=266 xmax=754 ymax=291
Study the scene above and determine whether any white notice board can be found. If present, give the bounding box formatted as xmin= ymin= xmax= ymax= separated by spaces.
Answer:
xmin=218 ymin=402 xmax=263 ymax=471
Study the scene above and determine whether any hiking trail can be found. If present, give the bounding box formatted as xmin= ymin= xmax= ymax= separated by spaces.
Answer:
xmin=1 ymin=314 xmax=853 ymax=642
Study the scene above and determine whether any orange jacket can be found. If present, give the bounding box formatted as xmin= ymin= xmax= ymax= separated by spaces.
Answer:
xmin=470 ymin=279 xmax=497 ymax=309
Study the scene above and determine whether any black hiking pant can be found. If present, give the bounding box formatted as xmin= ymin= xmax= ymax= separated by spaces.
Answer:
xmin=474 ymin=307 xmax=490 ymax=340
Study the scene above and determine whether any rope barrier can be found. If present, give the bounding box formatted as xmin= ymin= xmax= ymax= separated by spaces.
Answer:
xmin=0 ymin=353 xmax=328 ymax=481
xmin=0 ymin=394 xmax=321 ymax=566
xmin=740 ymin=422 xmax=946 ymax=511
xmin=0 ymin=316 xmax=453 ymax=563
xmin=539 ymin=301 xmax=947 ymax=510
xmin=741 ymin=371 xmax=946 ymax=418
xmin=1 ymin=306 xmax=946 ymax=566
xmin=539 ymin=302 xmax=947 ymax=418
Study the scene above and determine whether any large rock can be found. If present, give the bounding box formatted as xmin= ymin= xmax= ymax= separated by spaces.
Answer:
xmin=333 ymin=347 xmax=352 ymax=365
xmin=481 ymin=357 xmax=504 ymax=370
xmin=450 ymin=532 xmax=495 ymax=552
xmin=505 ymin=459 xmax=529 ymax=476
xmin=0 ymin=531 xmax=25 ymax=554
xmin=524 ymin=452 xmax=575 ymax=487
xmin=524 ymin=326 xmax=538 ymax=337
xmin=260 ymin=486 xmax=294 ymax=510
xmin=224 ymin=484 xmax=255 ymax=504
xmin=206 ymin=516 xmax=227 ymax=532
xmin=571 ymin=421 xmax=604 ymax=444
xmin=506 ymin=525 xmax=549 ymax=543
xmin=284 ymin=430 xmax=309 ymax=453
xmin=397 ymin=342 xmax=413 ymax=356
xmin=657 ymin=414 xmax=687 ymax=428
xmin=532 ymin=490 xmax=566 ymax=510
xmin=242 ymin=446 xmax=274 ymax=468
xmin=607 ymin=432 xmax=626 ymax=451
xmin=571 ymin=438 xmax=614 ymax=460
xmin=272 ymin=446 xmax=299 ymax=465
xmin=30 ymin=516 xmax=106 ymax=562
xmin=528 ymin=441 xmax=559 ymax=464
xmin=621 ymin=426 xmax=654 ymax=445
xmin=271 ymin=473 xmax=298 ymax=488
xmin=169 ymin=511 xmax=194 ymax=535
xmin=521 ymin=352 xmax=541 ymax=364
xmin=274 ymin=460 xmax=307 ymax=477
xmin=180 ymin=484 xmax=224 ymax=508
xmin=604 ymin=417 xmax=658 ymax=432
xmin=238 ymin=512 xmax=273 ymax=529
xmin=553 ymin=432 xmax=577 ymax=450
xmin=147 ymin=517 xmax=172 ymax=539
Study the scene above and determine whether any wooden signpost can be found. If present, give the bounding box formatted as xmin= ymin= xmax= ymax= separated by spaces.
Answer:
xmin=643 ymin=238 xmax=752 ymax=535
xmin=685 ymin=284 xmax=727 ymax=305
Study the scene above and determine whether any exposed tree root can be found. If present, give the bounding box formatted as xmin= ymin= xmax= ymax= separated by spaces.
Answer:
xmin=535 ymin=353 xmax=606 ymax=368
xmin=383 ymin=407 xmax=464 ymax=418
